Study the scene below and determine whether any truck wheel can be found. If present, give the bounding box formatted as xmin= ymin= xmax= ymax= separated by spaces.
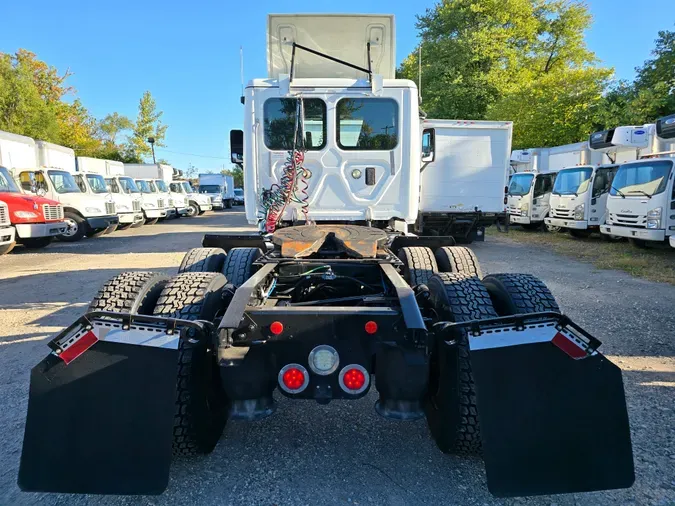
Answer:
xmin=58 ymin=212 xmax=86 ymax=242
xmin=569 ymin=229 xmax=592 ymax=239
xmin=425 ymin=272 xmax=498 ymax=455
xmin=0 ymin=242 xmax=16 ymax=255
xmin=186 ymin=202 xmax=199 ymax=217
xmin=482 ymin=273 xmax=560 ymax=316
xmin=397 ymin=247 xmax=438 ymax=286
xmin=117 ymin=223 xmax=133 ymax=230
xmin=178 ymin=247 xmax=227 ymax=273
xmin=20 ymin=237 xmax=53 ymax=249
xmin=545 ymin=223 xmax=562 ymax=233
xmin=222 ymin=247 xmax=262 ymax=287
xmin=85 ymin=228 xmax=107 ymax=238
xmin=435 ymin=246 xmax=482 ymax=278
xmin=153 ymin=272 xmax=230 ymax=456
xmin=89 ymin=271 xmax=170 ymax=314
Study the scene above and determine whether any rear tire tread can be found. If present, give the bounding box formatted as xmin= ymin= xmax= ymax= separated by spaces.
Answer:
xmin=178 ymin=247 xmax=227 ymax=274
xmin=482 ymin=273 xmax=560 ymax=315
xmin=397 ymin=246 xmax=438 ymax=286
xmin=88 ymin=271 xmax=169 ymax=314
xmin=221 ymin=247 xmax=262 ymax=287
xmin=435 ymin=246 xmax=482 ymax=278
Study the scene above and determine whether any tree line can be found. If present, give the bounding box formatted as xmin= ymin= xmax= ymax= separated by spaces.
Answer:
xmin=398 ymin=0 xmax=674 ymax=149
xmin=0 ymin=49 xmax=167 ymax=163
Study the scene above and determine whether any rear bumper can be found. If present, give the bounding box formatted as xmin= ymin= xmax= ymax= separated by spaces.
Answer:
xmin=600 ymin=225 xmax=665 ymax=241
xmin=15 ymin=221 xmax=68 ymax=238
xmin=144 ymin=208 xmax=167 ymax=219
xmin=118 ymin=212 xmax=144 ymax=225
xmin=86 ymin=215 xmax=119 ymax=231
xmin=545 ymin=217 xmax=588 ymax=230
xmin=0 ymin=225 xmax=15 ymax=245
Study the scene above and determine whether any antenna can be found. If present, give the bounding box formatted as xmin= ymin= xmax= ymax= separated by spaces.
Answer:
xmin=418 ymin=44 xmax=422 ymax=104
xmin=240 ymin=46 xmax=245 ymax=104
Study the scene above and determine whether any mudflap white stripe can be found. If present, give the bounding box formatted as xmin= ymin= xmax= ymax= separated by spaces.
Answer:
xmin=468 ymin=319 xmax=595 ymax=359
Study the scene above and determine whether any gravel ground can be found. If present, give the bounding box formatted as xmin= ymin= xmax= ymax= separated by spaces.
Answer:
xmin=0 ymin=212 xmax=673 ymax=506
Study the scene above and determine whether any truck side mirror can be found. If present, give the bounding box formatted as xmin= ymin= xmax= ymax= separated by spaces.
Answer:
xmin=230 ymin=129 xmax=244 ymax=165
xmin=421 ymin=129 xmax=435 ymax=163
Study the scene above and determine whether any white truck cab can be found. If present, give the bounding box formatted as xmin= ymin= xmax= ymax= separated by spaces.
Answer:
xmin=132 ymin=178 xmax=168 ymax=223
xmin=16 ymin=141 xmax=118 ymax=241
xmin=75 ymin=157 xmax=144 ymax=229
xmin=124 ymin=164 xmax=188 ymax=217
xmin=233 ymin=15 xmax=422 ymax=233
xmin=175 ymin=179 xmax=213 ymax=216
xmin=596 ymin=119 xmax=674 ymax=246
xmin=506 ymin=148 xmax=557 ymax=230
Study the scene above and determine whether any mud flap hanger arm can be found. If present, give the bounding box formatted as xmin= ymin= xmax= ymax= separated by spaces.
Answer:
xmin=431 ymin=311 xmax=602 ymax=354
xmin=47 ymin=311 xmax=214 ymax=355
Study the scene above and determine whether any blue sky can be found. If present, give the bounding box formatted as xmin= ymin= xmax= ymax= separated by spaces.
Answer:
xmin=2 ymin=0 xmax=674 ymax=170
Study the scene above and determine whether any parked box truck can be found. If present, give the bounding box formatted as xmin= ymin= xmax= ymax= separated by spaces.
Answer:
xmin=415 ymin=120 xmax=511 ymax=243
xmin=124 ymin=164 xmax=189 ymax=217
xmin=0 ymin=130 xmax=70 ymax=249
xmin=197 ymin=173 xmax=235 ymax=209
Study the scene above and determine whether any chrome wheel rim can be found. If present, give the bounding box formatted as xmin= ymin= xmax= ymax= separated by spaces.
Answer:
xmin=62 ymin=218 xmax=78 ymax=237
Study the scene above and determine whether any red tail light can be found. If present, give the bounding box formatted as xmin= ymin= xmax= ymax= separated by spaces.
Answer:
xmin=270 ymin=321 xmax=284 ymax=335
xmin=338 ymin=365 xmax=369 ymax=394
xmin=278 ymin=364 xmax=309 ymax=393
xmin=364 ymin=321 xmax=378 ymax=334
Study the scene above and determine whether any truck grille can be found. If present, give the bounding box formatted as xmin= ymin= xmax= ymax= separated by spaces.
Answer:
xmin=0 ymin=202 xmax=9 ymax=227
xmin=608 ymin=213 xmax=646 ymax=228
xmin=105 ymin=202 xmax=116 ymax=215
xmin=508 ymin=205 xmax=521 ymax=216
xmin=133 ymin=200 xmax=141 ymax=212
xmin=42 ymin=204 xmax=64 ymax=221
xmin=157 ymin=198 xmax=164 ymax=209
xmin=551 ymin=208 xmax=573 ymax=219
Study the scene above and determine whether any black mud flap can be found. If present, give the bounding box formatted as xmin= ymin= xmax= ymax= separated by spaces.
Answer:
xmin=467 ymin=315 xmax=634 ymax=497
xmin=17 ymin=313 xmax=201 ymax=495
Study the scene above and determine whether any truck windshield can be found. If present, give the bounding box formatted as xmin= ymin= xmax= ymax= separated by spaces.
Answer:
xmin=234 ymin=189 xmax=244 ymax=196
xmin=105 ymin=178 xmax=120 ymax=193
xmin=48 ymin=170 xmax=82 ymax=194
xmin=181 ymin=182 xmax=194 ymax=193
xmin=170 ymin=183 xmax=184 ymax=193
xmin=119 ymin=177 xmax=140 ymax=194
xmin=86 ymin=174 xmax=108 ymax=194
xmin=0 ymin=167 xmax=21 ymax=193
xmin=553 ymin=167 xmax=592 ymax=195
xmin=136 ymin=180 xmax=152 ymax=193
xmin=610 ymin=160 xmax=672 ymax=197
xmin=508 ymin=173 xmax=534 ymax=196
xmin=199 ymin=185 xmax=221 ymax=193
xmin=155 ymin=180 xmax=168 ymax=192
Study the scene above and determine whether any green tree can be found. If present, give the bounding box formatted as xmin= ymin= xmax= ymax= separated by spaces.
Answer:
xmin=128 ymin=91 xmax=168 ymax=161
xmin=98 ymin=112 xmax=133 ymax=143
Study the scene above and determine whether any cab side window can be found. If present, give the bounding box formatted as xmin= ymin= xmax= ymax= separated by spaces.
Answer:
xmin=533 ymin=175 xmax=553 ymax=198
xmin=74 ymin=175 xmax=87 ymax=193
xmin=592 ymin=168 xmax=615 ymax=198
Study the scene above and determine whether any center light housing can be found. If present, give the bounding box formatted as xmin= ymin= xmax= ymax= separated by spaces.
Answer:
xmin=308 ymin=345 xmax=339 ymax=375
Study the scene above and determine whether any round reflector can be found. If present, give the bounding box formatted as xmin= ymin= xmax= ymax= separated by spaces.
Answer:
xmin=338 ymin=364 xmax=369 ymax=395
xmin=308 ymin=345 xmax=339 ymax=375
xmin=364 ymin=321 xmax=378 ymax=334
xmin=278 ymin=364 xmax=309 ymax=394
xmin=270 ymin=321 xmax=284 ymax=335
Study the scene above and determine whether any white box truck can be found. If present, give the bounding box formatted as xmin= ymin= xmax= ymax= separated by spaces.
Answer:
xmin=198 ymin=173 xmax=235 ymax=209
xmin=75 ymin=157 xmax=144 ymax=229
xmin=415 ymin=120 xmax=512 ymax=242
xmin=600 ymin=116 xmax=675 ymax=247
xmin=124 ymin=164 xmax=189 ymax=217
xmin=172 ymin=173 xmax=213 ymax=216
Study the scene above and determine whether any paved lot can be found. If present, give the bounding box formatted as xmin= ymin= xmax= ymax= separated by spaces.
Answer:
xmin=1 ymin=212 xmax=673 ymax=506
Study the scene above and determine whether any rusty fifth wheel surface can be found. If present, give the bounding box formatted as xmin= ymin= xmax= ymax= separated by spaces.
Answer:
xmin=272 ymin=225 xmax=388 ymax=258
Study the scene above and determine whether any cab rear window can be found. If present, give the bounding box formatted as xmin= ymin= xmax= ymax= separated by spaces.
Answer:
xmin=337 ymin=98 xmax=398 ymax=150
xmin=263 ymin=98 xmax=326 ymax=151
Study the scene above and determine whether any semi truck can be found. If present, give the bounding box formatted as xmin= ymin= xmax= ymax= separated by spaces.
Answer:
xmin=414 ymin=120 xmax=511 ymax=243
xmin=600 ymin=115 xmax=675 ymax=247
xmin=75 ymin=157 xmax=144 ymax=229
xmin=198 ymin=173 xmax=235 ymax=209
xmin=124 ymin=164 xmax=189 ymax=217
xmin=18 ymin=14 xmax=634 ymax=499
